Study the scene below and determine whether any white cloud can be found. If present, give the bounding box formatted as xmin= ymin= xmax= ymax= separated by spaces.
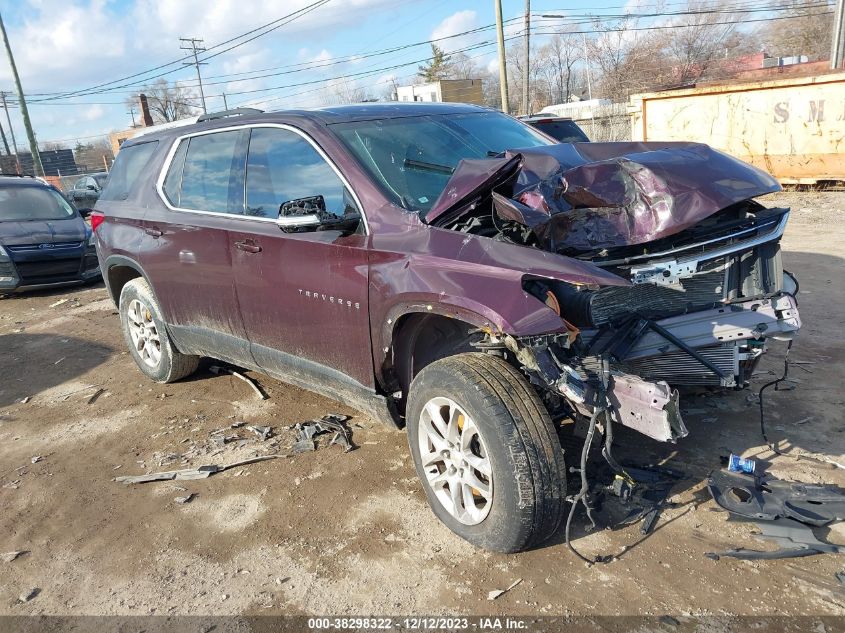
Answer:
xmin=310 ymin=49 xmax=333 ymax=65
xmin=430 ymin=10 xmax=480 ymax=54
xmin=83 ymin=105 xmax=105 ymax=121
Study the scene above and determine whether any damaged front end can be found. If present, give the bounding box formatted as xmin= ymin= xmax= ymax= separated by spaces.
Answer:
xmin=433 ymin=142 xmax=801 ymax=442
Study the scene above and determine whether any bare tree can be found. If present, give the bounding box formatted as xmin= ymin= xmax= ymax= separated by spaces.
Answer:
xmin=757 ymin=0 xmax=834 ymax=59
xmin=449 ymin=52 xmax=481 ymax=80
xmin=321 ymin=78 xmax=374 ymax=105
xmin=537 ymin=33 xmax=581 ymax=105
xmin=507 ymin=42 xmax=548 ymax=114
xmin=662 ymin=0 xmax=741 ymax=87
xmin=125 ymin=79 xmax=199 ymax=124
xmin=41 ymin=141 xmax=69 ymax=151
xmin=73 ymin=138 xmax=114 ymax=172
xmin=588 ymin=17 xmax=667 ymax=101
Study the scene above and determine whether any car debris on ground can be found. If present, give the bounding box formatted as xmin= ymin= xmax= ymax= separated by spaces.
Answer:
xmin=246 ymin=425 xmax=272 ymax=440
xmin=488 ymin=578 xmax=522 ymax=601
xmin=291 ymin=414 xmax=356 ymax=454
xmin=86 ymin=387 xmax=106 ymax=404
xmin=2 ymin=551 xmax=27 ymax=563
xmin=18 ymin=588 xmax=39 ymax=603
xmin=705 ymin=468 xmax=845 ymax=560
xmin=174 ymin=493 xmax=195 ymax=504
xmin=208 ymin=365 xmax=267 ymax=400
xmin=114 ymin=455 xmax=279 ymax=485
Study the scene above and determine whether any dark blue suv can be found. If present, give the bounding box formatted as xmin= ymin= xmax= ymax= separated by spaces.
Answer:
xmin=0 ymin=175 xmax=100 ymax=292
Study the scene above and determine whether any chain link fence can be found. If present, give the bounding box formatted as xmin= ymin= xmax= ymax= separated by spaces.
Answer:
xmin=571 ymin=103 xmax=632 ymax=142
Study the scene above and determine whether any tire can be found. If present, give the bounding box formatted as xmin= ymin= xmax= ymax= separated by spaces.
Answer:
xmin=118 ymin=278 xmax=199 ymax=383
xmin=406 ymin=352 xmax=567 ymax=553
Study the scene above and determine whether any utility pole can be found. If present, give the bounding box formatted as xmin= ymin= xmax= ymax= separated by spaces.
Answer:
xmin=1 ymin=91 xmax=21 ymax=173
xmin=833 ymin=0 xmax=845 ymax=69
xmin=522 ymin=0 xmax=530 ymax=115
xmin=0 ymin=13 xmax=43 ymax=177
xmin=222 ymin=93 xmax=229 ymax=110
xmin=127 ymin=104 xmax=137 ymax=127
xmin=494 ymin=0 xmax=510 ymax=114
xmin=180 ymin=37 xmax=208 ymax=114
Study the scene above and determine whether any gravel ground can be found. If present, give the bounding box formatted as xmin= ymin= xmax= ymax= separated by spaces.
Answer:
xmin=1 ymin=191 xmax=844 ymax=618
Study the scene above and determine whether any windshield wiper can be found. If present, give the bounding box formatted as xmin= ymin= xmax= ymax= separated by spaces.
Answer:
xmin=403 ymin=159 xmax=454 ymax=175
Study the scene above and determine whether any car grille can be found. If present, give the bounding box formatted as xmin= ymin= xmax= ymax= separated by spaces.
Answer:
xmin=6 ymin=241 xmax=84 ymax=252
xmin=15 ymin=259 xmax=82 ymax=285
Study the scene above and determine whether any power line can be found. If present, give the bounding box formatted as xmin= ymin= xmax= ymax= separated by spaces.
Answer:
xmin=8 ymin=0 xmax=825 ymax=106
xmin=180 ymin=38 xmax=208 ymax=114
xmin=25 ymin=0 xmax=333 ymax=103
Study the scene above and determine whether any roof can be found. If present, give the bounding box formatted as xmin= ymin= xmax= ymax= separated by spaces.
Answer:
xmin=0 ymin=175 xmax=51 ymax=188
xmin=520 ymin=115 xmax=575 ymax=122
xmin=124 ymin=102 xmax=497 ymax=147
xmin=281 ymin=102 xmax=493 ymax=123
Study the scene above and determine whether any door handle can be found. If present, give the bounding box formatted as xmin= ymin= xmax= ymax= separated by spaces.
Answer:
xmin=145 ymin=227 xmax=162 ymax=238
xmin=234 ymin=240 xmax=262 ymax=254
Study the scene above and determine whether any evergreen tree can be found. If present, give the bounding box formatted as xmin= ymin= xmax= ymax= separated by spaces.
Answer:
xmin=418 ymin=44 xmax=453 ymax=82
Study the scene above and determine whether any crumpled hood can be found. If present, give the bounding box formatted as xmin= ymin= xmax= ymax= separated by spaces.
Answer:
xmin=425 ymin=142 xmax=781 ymax=252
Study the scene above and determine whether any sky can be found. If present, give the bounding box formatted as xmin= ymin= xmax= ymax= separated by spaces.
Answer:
xmin=0 ymin=0 xmax=642 ymax=149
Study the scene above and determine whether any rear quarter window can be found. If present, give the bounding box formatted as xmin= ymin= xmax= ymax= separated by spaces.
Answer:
xmin=100 ymin=140 xmax=159 ymax=201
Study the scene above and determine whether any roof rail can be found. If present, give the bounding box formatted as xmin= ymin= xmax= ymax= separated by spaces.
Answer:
xmin=196 ymin=107 xmax=264 ymax=123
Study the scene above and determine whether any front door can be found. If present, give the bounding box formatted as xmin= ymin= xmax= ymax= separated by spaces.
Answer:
xmin=228 ymin=126 xmax=373 ymax=389
xmin=139 ymin=128 xmax=254 ymax=366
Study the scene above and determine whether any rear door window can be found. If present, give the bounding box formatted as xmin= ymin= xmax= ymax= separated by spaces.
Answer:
xmin=173 ymin=130 xmax=248 ymax=214
xmin=100 ymin=140 xmax=158 ymax=201
xmin=531 ymin=120 xmax=590 ymax=142
xmin=244 ymin=127 xmax=351 ymax=219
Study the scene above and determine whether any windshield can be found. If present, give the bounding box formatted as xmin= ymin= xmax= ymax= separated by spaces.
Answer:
xmin=0 ymin=185 xmax=76 ymax=221
xmin=94 ymin=174 xmax=109 ymax=187
xmin=331 ymin=112 xmax=552 ymax=212
xmin=529 ymin=119 xmax=590 ymax=143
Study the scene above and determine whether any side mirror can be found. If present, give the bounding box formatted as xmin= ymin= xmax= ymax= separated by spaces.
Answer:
xmin=276 ymin=214 xmax=321 ymax=229
xmin=276 ymin=194 xmax=361 ymax=233
xmin=86 ymin=184 xmax=98 ymax=191
xmin=78 ymin=208 xmax=93 ymax=218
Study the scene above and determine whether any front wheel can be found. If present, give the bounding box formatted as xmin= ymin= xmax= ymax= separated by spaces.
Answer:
xmin=406 ymin=352 xmax=567 ymax=553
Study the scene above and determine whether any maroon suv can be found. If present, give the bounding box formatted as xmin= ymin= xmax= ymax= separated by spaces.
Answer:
xmin=94 ymin=103 xmax=800 ymax=552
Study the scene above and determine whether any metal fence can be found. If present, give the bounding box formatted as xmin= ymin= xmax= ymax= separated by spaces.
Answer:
xmin=571 ymin=103 xmax=631 ymax=142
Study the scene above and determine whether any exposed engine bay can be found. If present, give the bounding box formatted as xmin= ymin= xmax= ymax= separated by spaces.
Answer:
xmin=427 ymin=142 xmax=801 ymax=442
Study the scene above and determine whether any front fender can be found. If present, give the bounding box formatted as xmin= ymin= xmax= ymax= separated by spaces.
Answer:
xmin=370 ymin=253 xmax=567 ymax=370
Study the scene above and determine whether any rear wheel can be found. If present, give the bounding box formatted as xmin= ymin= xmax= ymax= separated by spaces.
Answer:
xmin=119 ymin=278 xmax=199 ymax=383
xmin=406 ymin=352 xmax=567 ymax=552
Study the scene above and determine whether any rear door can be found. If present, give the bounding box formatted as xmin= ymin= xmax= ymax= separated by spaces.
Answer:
xmin=228 ymin=126 xmax=373 ymax=388
xmin=139 ymin=128 xmax=253 ymax=366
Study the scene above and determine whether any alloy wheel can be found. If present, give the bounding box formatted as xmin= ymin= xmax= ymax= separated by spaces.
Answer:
xmin=126 ymin=298 xmax=162 ymax=368
xmin=417 ymin=396 xmax=493 ymax=525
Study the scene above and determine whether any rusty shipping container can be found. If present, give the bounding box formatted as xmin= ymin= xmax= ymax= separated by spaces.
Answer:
xmin=629 ymin=72 xmax=845 ymax=184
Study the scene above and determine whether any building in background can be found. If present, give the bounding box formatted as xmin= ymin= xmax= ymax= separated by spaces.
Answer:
xmin=395 ymin=79 xmax=484 ymax=105
xmin=0 ymin=149 xmax=79 ymax=177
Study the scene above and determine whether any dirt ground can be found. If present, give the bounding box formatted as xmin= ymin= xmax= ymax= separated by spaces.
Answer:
xmin=1 ymin=191 xmax=844 ymax=618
